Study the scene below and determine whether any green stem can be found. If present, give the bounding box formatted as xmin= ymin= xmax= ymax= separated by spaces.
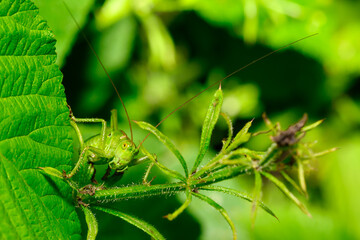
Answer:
xmin=82 ymin=182 xmax=186 ymax=202
xmin=82 ymin=165 xmax=249 ymax=203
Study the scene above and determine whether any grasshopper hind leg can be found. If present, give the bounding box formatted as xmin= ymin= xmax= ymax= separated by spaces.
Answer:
xmin=67 ymin=104 xmax=107 ymax=149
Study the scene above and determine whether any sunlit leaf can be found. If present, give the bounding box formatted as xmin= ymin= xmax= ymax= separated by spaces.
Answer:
xmin=192 ymin=88 xmax=223 ymax=172
xmin=0 ymin=0 xmax=80 ymax=238
xmin=0 ymin=154 xmax=74 ymax=239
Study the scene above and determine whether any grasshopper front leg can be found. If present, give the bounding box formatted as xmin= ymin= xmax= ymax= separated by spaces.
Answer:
xmin=40 ymin=145 xmax=107 ymax=187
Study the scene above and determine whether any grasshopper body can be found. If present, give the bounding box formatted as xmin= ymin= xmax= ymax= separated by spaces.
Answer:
xmin=65 ymin=109 xmax=147 ymax=187
xmin=84 ymin=131 xmax=137 ymax=171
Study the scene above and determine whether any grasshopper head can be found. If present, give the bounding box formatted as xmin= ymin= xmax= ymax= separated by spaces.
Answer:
xmin=108 ymin=132 xmax=138 ymax=171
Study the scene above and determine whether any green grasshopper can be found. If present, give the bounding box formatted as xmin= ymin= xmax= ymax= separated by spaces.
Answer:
xmin=64 ymin=108 xmax=151 ymax=187
xmin=41 ymin=108 xmax=151 ymax=189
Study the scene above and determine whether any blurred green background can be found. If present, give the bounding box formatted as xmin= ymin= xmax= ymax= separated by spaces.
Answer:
xmin=34 ymin=0 xmax=360 ymax=239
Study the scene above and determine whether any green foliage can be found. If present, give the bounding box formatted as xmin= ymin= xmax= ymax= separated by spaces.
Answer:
xmin=0 ymin=0 xmax=80 ymax=238
xmin=2 ymin=0 xmax=359 ymax=239
xmin=193 ymin=88 xmax=223 ymax=172
xmin=225 ymin=119 xmax=253 ymax=153
xmin=69 ymin=87 xmax=325 ymax=239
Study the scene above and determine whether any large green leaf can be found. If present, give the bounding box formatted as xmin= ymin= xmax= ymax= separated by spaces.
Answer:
xmin=0 ymin=0 xmax=80 ymax=239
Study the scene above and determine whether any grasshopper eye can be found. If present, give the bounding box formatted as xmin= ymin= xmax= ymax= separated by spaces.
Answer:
xmin=122 ymin=143 xmax=128 ymax=149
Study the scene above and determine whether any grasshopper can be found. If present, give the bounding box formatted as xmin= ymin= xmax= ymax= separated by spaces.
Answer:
xmin=63 ymin=108 xmax=151 ymax=187
xmin=41 ymin=106 xmax=153 ymax=189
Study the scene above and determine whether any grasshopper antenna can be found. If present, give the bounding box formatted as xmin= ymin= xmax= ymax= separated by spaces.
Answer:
xmin=138 ymin=33 xmax=318 ymax=148
xmin=62 ymin=1 xmax=134 ymax=141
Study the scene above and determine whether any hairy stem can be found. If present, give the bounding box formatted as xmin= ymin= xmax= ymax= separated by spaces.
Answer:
xmin=82 ymin=165 xmax=249 ymax=203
